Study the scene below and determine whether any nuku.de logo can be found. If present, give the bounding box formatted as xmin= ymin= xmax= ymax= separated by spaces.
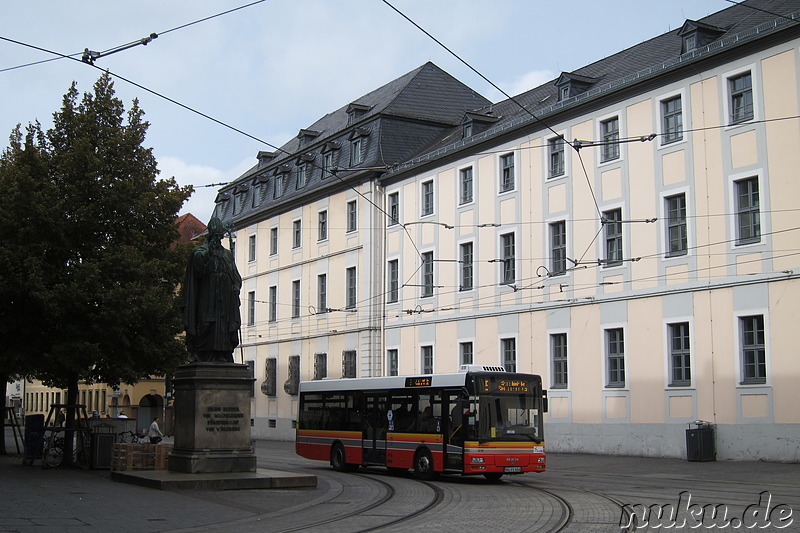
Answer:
xmin=620 ymin=491 xmax=793 ymax=529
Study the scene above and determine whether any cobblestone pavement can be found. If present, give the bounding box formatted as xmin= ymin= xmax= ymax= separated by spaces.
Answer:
xmin=2 ymin=428 xmax=799 ymax=532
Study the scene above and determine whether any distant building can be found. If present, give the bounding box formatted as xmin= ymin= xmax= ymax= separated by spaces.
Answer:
xmin=216 ymin=0 xmax=800 ymax=460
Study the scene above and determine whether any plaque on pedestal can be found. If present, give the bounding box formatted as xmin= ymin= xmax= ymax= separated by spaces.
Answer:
xmin=168 ymin=363 xmax=256 ymax=473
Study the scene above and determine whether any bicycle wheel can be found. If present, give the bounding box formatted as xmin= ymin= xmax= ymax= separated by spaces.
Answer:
xmin=44 ymin=439 xmax=64 ymax=468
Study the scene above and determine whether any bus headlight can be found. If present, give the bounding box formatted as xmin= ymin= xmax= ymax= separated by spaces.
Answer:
xmin=471 ymin=457 xmax=485 ymax=463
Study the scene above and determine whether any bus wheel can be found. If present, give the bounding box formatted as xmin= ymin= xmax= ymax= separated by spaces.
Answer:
xmin=414 ymin=449 xmax=437 ymax=480
xmin=483 ymin=472 xmax=503 ymax=482
xmin=331 ymin=443 xmax=356 ymax=472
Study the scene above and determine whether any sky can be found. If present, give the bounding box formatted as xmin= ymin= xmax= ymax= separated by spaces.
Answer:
xmin=1 ymin=0 xmax=734 ymax=224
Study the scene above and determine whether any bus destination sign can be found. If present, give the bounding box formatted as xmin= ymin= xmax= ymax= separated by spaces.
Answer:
xmin=482 ymin=378 xmax=531 ymax=393
xmin=405 ymin=376 xmax=432 ymax=387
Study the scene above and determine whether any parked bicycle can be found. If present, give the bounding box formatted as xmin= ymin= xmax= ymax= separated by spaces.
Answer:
xmin=117 ymin=430 xmax=146 ymax=444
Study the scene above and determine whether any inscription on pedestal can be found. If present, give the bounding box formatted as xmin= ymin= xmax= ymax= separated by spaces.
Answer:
xmin=203 ymin=406 xmax=244 ymax=432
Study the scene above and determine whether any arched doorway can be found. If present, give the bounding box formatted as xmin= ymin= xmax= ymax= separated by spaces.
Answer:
xmin=137 ymin=394 xmax=164 ymax=433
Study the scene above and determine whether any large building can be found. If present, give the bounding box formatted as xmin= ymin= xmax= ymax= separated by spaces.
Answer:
xmin=216 ymin=0 xmax=800 ymax=461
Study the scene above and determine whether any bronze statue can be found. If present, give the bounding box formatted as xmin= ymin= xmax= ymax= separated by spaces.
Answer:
xmin=182 ymin=217 xmax=242 ymax=363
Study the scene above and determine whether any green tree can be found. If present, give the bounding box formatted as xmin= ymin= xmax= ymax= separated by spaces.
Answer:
xmin=0 ymin=73 xmax=192 ymax=460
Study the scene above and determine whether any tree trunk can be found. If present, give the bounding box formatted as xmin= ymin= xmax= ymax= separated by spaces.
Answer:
xmin=0 ymin=376 xmax=8 ymax=455
xmin=62 ymin=375 xmax=79 ymax=467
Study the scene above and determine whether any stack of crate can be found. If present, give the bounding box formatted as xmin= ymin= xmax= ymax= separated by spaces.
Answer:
xmin=111 ymin=443 xmax=172 ymax=471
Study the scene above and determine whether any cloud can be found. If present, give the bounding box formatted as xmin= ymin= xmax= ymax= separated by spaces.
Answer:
xmin=158 ymin=156 xmax=229 ymax=224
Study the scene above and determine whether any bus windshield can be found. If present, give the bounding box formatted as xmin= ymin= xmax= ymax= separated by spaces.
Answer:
xmin=472 ymin=394 xmax=542 ymax=442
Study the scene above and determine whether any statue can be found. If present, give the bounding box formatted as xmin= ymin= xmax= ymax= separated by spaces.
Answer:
xmin=182 ymin=217 xmax=242 ymax=363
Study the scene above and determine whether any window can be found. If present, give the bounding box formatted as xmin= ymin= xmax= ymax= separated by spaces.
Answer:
xmin=551 ymin=333 xmax=568 ymax=388
xmin=735 ymin=177 xmax=760 ymax=244
xmin=346 ymin=200 xmax=357 ymax=232
xmin=342 ymin=350 xmax=357 ymax=378
xmin=600 ymin=117 xmax=620 ymax=162
xmin=388 ymin=192 xmax=400 ymax=226
xmin=549 ymin=137 xmax=565 ymax=178
xmin=270 ymin=227 xmax=278 ymax=255
xmin=421 ymin=346 xmax=434 ymax=374
xmin=248 ymin=234 xmax=256 ymax=262
xmin=662 ymin=96 xmax=683 ymax=144
xmin=234 ymin=191 xmax=246 ymax=215
xmin=346 ymin=267 xmax=357 ymax=309
xmin=459 ymin=242 xmax=473 ymax=291
xmin=729 ymin=72 xmax=753 ymax=124
xmin=459 ymin=167 xmax=473 ymax=204
xmin=603 ymin=208 xmax=623 ymax=266
xmin=274 ymin=174 xmax=285 ymax=198
xmin=501 ymin=232 xmax=516 ymax=284
xmin=669 ymin=323 xmax=691 ymax=386
xmin=350 ymin=138 xmax=362 ymax=166
xmin=421 ymin=251 xmax=434 ymax=297
xmin=317 ymin=274 xmax=327 ymax=313
xmin=297 ymin=164 xmax=308 ymax=189
xmin=606 ymin=328 xmax=625 ymax=388
xmin=252 ymin=183 xmax=262 ymax=208
xmin=387 ymin=349 xmax=399 ymax=376
xmin=269 ymin=286 xmax=277 ymax=323
xmin=500 ymin=153 xmax=515 ymax=192
xmin=323 ymin=152 xmax=334 ymax=179
xmin=318 ymin=210 xmax=328 ymax=241
xmin=292 ymin=280 xmax=301 ymax=318
xmin=247 ymin=291 xmax=256 ymax=326
xmin=666 ymin=194 xmax=688 ymax=256
xmin=387 ymin=259 xmax=399 ymax=303
xmin=463 ymin=122 xmax=473 ymax=138
xmin=460 ymin=341 xmax=473 ymax=366
xmin=264 ymin=358 xmax=277 ymax=397
xmin=740 ymin=315 xmax=766 ymax=384
xmin=292 ymin=219 xmax=301 ymax=249
xmin=550 ymin=221 xmax=567 ymax=275
xmin=502 ymin=338 xmax=516 ymax=373
xmin=314 ymin=353 xmax=327 ymax=380
xmin=285 ymin=355 xmax=300 ymax=395
xmin=421 ymin=180 xmax=434 ymax=216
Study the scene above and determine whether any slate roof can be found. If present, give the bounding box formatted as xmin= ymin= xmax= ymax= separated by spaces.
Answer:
xmin=383 ymin=0 xmax=800 ymax=178
xmin=216 ymin=62 xmax=489 ymax=227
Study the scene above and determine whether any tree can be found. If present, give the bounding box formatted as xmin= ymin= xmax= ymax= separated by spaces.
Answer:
xmin=0 ymin=73 xmax=192 ymax=460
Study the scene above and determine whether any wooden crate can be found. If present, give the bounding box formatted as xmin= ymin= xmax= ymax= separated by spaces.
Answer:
xmin=111 ymin=443 xmax=172 ymax=471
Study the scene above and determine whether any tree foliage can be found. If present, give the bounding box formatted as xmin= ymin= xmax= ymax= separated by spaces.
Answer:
xmin=0 ymin=73 xmax=193 ymax=396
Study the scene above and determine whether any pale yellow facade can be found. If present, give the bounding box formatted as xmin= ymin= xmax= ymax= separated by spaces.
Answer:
xmin=233 ymin=15 xmax=800 ymax=459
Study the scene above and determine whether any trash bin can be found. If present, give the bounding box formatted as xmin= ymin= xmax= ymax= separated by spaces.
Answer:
xmin=686 ymin=420 xmax=715 ymax=462
xmin=89 ymin=421 xmax=116 ymax=469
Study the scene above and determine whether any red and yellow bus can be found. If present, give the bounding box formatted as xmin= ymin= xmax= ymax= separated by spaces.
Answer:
xmin=295 ymin=365 xmax=547 ymax=480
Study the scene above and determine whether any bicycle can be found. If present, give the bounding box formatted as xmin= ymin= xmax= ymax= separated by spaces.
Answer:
xmin=117 ymin=430 xmax=145 ymax=444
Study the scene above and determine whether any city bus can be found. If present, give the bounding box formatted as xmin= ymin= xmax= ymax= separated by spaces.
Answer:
xmin=295 ymin=365 xmax=547 ymax=480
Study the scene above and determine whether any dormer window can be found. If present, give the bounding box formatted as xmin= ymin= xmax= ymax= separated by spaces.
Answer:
xmin=461 ymin=111 xmax=499 ymax=139
xmin=273 ymin=165 xmax=291 ymax=199
xmin=347 ymin=103 xmax=372 ymax=125
xmin=348 ymin=128 xmax=371 ymax=167
xmin=297 ymin=129 xmax=320 ymax=148
xmin=555 ymin=72 xmax=598 ymax=102
xmin=320 ymin=141 xmax=340 ymax=179
xmin=214 ymin=191 xmax=231 ymax=217
xmin=678 ymin=20 xmax=724 ymax=54
xmin=257 ymin=151 xmax=275 ymax=167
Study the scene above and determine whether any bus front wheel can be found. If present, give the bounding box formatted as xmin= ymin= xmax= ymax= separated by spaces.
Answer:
xmin=414 ymin=449 xmax=437 ymax=480
xmin=483 ymin=472 xmax=503 ymax=482
xmin=331 ymin=443 xmax=356 ymax=472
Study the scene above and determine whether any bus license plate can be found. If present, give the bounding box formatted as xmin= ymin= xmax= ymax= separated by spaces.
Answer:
xmin=504 ymin=466 xmax=522 ymax=473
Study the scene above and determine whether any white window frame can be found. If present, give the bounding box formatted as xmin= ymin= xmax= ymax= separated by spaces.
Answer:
xmin=421 ymin=345 xmax=434 ymax=374
xmin=547 ymin=218 xmax=567 ymax=276
xmin=292 ymin=219 xmax=302 ymax=249
xmin=727 ymin=170 xmax=764 ymax=249
xmin=722 ymin=64 xmax=758 ymax=127
xmin=663 ymin=318 xmax=694 ymax=389
xmin=734 ymin=309 xmax=770 ymax=386
xmin=498 ymin=230 xmax=517 ymax=285
xmin=346 ymin=199 xmax=357 ymax=233
xmin=420 ymin=250 xmax=434 ymax=298
xmin=660 ymin=186 xmax=691 ymax=259
xmin=270 ymin=226 xmax=278 ymax=256
xmin=458 ymin=164 xmax=474 ymax=205
xmin=247 ymin=290 xmax=256 ymax=326
xmin=317 ymin=209 xmax=328 ymax=242
xmin=500 ymin=337 xmax=517 ymax=373
xmin=546 ymin=132 xmax=568 ymax=179
xmin=602 ymin=324 xmax=627 ymax=390
xmin=548 ymin=329 xmax=570 ymax=390
xmin=600 ymin=205 xmax=624 ymax=268
xmin=317 ymin=273 xmax=327 ymax=313
xmin=458 ymin=239 xmax=474 ymax=292
xmin=596 ymin=110 xmax=624 ymax=166
xmin=387 ymin=190 xmax=400 ymax=226
xmin=499 ymin=151 xmax=516 ymax=193
xmin=420 ymin=178 xmax=435 ymax=217
xmin=387 ymin=347 xmax=399 ymax=376
xmin=248 ymin=234 xmax=257 ymax=263
xmin=656 ymin=88 xmax=687 ymax=148
xmin=459 ymin=339 xmax=475 ymax=368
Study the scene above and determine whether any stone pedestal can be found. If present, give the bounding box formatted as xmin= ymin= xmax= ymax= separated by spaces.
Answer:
xmin=168 ymin=363 xmax=256 ymax=474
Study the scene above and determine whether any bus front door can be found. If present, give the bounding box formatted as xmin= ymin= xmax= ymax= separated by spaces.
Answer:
xmin=363 ymin=393 xmax=387 ymax=465
xmin=444 ymin=391 xmax=465 ymax=471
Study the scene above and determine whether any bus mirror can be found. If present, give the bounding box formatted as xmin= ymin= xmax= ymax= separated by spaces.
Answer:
xmin=542 ymin=390 xmax=548 ymax=413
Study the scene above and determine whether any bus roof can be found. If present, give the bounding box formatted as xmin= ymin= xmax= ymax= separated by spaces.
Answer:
xmin=298 ymin=370 xmax=541 ymax=393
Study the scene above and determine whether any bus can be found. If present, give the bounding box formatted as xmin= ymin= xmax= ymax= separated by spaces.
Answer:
xmin=295 ymin=365 xmax=547 ymax=480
